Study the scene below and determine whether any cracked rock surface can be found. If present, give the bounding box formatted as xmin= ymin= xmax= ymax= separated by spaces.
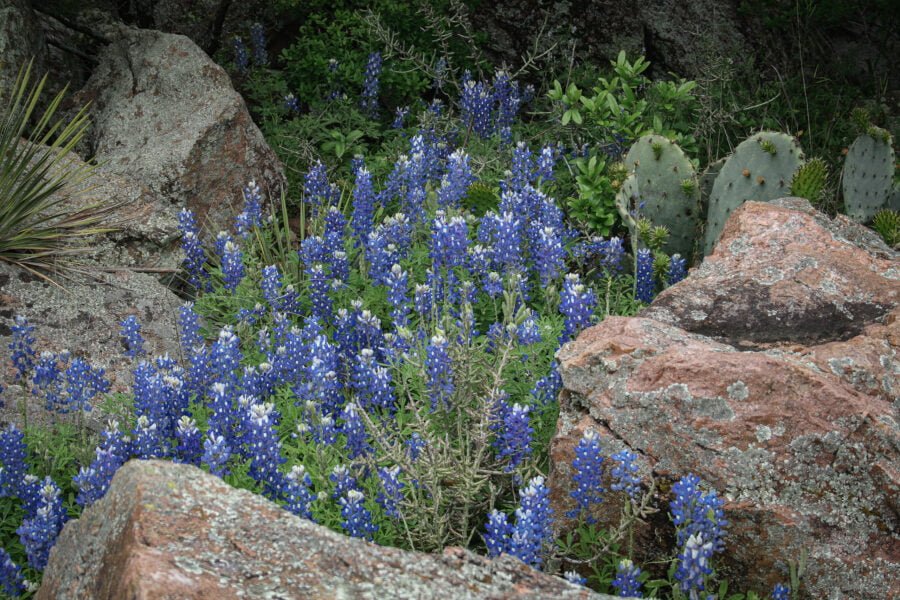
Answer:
xmin=37 ymin=460 xmax=618 ymax=600
xmin=549 ymin=199 xmax=899 ymax=599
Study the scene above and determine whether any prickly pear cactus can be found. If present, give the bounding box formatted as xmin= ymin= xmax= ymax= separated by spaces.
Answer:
xmin=615 ymin=173 xmax=640 ymax=232
xmin=790 ymin=157 xmax=829 ymax=204
xmin=842 ymin=128 xmax=895 ymax=223
xmin=624 ymin=134 xmax=700 ymax=258
xmin=704 ymin=131 xmax=804 ymax=255
xmin=889 ymin=183 xmax=900 ymax=212
xmin=698 ymin=157 xmax=726 ymax=224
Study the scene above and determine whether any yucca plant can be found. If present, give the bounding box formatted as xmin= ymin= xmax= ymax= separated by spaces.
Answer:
xmin=0 ymin=61 xmax=114 ymax=280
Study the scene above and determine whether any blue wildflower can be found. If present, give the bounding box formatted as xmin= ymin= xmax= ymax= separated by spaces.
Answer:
xmin=376 ymin=465 xmax=404 ymax=519
xmin=610 ymin=449 xmax=642 ymax=502
xmin=340 ymin=489 xmax=378 ymax=540
xmin=221 ymin=238 xmax=244 ymax=293
xmin=282 ymin=464 xmax=316 ymax=521
xmin=560 ymin=274 xmax=597 ymax=341
xmin=509 ymin=476 xmax=554 ymax=568
xmin=493 ymin=400 xmax=533 ymax=472
xmin=235 ymin=180 xmax=264 ymax=238
xmin=119 ymin=315 xmax=145 ymax=358
xmin=0 ymin=549 xmax=24 ymax=597
xmin=611 ymin=559 xmax=644 ymax=597
xmin=568 ymin=429 xmax=605 ymax=522
xmin=9 ymin=315 xmax=36 ymax=380
xmin=232 ymin=37 xmax=249 ymax=74
xmin=178 ymin=209 xmax=210 ymax=291
xmin=563 ymin=571 xmax=587 ymax=586
xmin=202 ymin=433 xmax=231 ymax=478
xmin=771 ymin=583 xmax=790 ymax=600
xmin=636 ymin=248 xmax=655 ymax=303
xmin=483 ymin=509 xmax=511 ymax=558
xmin=668 ymin=253 xmax=687 ymax=286
xmin=425 ymin=334 xmax=454 ymax=411
xmin=360 ymin=52 xmax=382 ymax=118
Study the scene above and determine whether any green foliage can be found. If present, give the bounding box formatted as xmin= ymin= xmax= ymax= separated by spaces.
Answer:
xmin=565 ymin=155 xmax=621 ymax=237
xmin=0 ymin=62 xmax=113 ymax=279
xmin=872 ymin=209 xmax=900 ymax=247
xmin=790 ymin=157 xmax=829 ymax=204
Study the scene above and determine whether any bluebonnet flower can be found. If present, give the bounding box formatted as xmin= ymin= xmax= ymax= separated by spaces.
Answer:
xmin=9 ymin=315 xmax=36 ymax=380
xmin=31 ymin=351 xmax=63 ymax=411
xmin=531 ymin=360 xmax=562 ymax=405
xmin=509 ymin=476 xmax=554 ymax=568
xmin=491 ymin=211 xmax=524 ymax=273
xmin=119 ymin=315 xmax=145 ymax=358
xmin=0 ymin=548 xmax=24 ymax=597
xmin=221 ymin=238 xmax=244 ymax=293
xmin=460 ymin=75 xmax=494 ymax=137
xmin=0 ymin=424 xmax=28 ymax=498
xmin=330 ymin=464 xmax=361 ymax=500
xmin=178 ymin=209 xmax=210 ymax=291
xmin=175 ymin=416 xmax=202 ymax=466
xmin=508 ymin=142 xmax=534 ymax=193
xmin=329 ymin=251 xmax=350 ymax=287
xmin=235 ymin=180 xmax=264 ymax=238
xmin=202 ymin=433 xmax=231 ymax=478
xmin=63 ymin=357 xmax=110 ymax=414
xmin=324 ymin=206 xmax=348 ymax=250
xmin=430 ymin=212 xmax=469 ymax=271
xmin=535 ymin=145 xmax=556 ymax=182
xmin=535 ymin=226 xmax=564 ymax=285
xmin=360 ymin=52 xmax=382 ymax=118
xmin=560 ymin=274 xmax=597 ymax=341
xmin=73 ymin=421 xmax=131 ymax=507
xmin=425 ymin=334 xmax=454 ymax=411
xmin=304 ymin=160 xmax=339 ymax=211
xmin=350 ymin=349 xmax=395 ymax=412
xmin=386 ymin=264 xmax=410 ymax=326
xmin=771 ymin=583 xmax=790 ymax=600
xmin=668 ymin=254 xmax=687 ymax=286
xmin=249 ymin=23 xmax=268 ymax=66
xmin=406 ymin=432 xmax=427 ymax=462
xmin=247 ymin=402 xmax=286 ymax=492
xmin=308 ymin=264 xmax=333 ymax=323
xmin=568 ymin=429 xmax=605 ymax=522
xmin=493 ymin=400 xmax=533 ymax=472
xmin=377 ymin=465 xmax=404 ymax=519
xmin=437 ymin=150 xmax=474 ymax=208
xmin=232 ymin=37 xmax=249 ymax=74
xmin=414 ymin=283 xmax=432 ymax=320
xmin=669 ymin=473 xmax=728 ymax=553
xmin=351 ymin=165 xmax=376 ymax=243
xmin=284 ymin=93 xmax=300 ymax=113
xmin=611 ymin=559 xmax=643 ymax=597
xmin=493 ymin=70 xmax=520 ymax=141
xmin=340 ymin=403 xmax=371 ymax=459
xmin=604 ymin=237 xmax=626 ymax=273
xmin=516 ymin=314 xmax=542 ymax=346
xmin=675 ymin=532 xmax=714 ymax=597
xmin=301 ymin=235 xmax=329 ymax=267
xmin=133 ymin=415 xmax=166 ymax=459
xmin=636 ymin=248 xmax=655 ymax=304
xmin=282 ymin=464 xmax=316 ymax=520
xmin=17 ymin=477 xmax=67 ymax=571
xmin=610 ymin=449 xmax=642 ymax=502
xmin=483 ymin=509 xmax=511 ymax=558
xmin=393 ymin=106 xmax=409 ymax=129
xmin=340 ymin=489 xmax=378 ymax=539
xmin=563 ymin=571 xmax=587 ymax=586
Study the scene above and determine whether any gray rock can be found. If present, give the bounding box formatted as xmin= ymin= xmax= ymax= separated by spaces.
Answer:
xmin=0 ymin=0 xmax=48 ymax=101
xmin=38 ymin=460 xmax=618 ymax=600
xmin=0 ymin=261 xmax=182 ymax=428
xmin=75 ymin=26 xmax=285 ymax=235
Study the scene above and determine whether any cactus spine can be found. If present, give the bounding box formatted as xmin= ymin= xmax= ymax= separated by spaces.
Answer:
xmin=623 ymin=134 xmax=700 ymax=258
xmin=842 ymin=128 xmax=895 ymax=223
xmin=703 ymin=131 xmax=804 ymax=255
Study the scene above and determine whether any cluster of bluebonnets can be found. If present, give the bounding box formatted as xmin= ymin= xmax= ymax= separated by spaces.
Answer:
xmin=1 ymin=45 xmax=788 ymax=600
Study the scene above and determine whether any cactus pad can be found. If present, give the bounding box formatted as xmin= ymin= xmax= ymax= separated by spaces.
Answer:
xmin=842 ymin=129 xmax=895 ymax=223
xmin=623 ymin=134 xmax=700 ymax=258
xmin=703 ymin=131 xmax=804 ymax=255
